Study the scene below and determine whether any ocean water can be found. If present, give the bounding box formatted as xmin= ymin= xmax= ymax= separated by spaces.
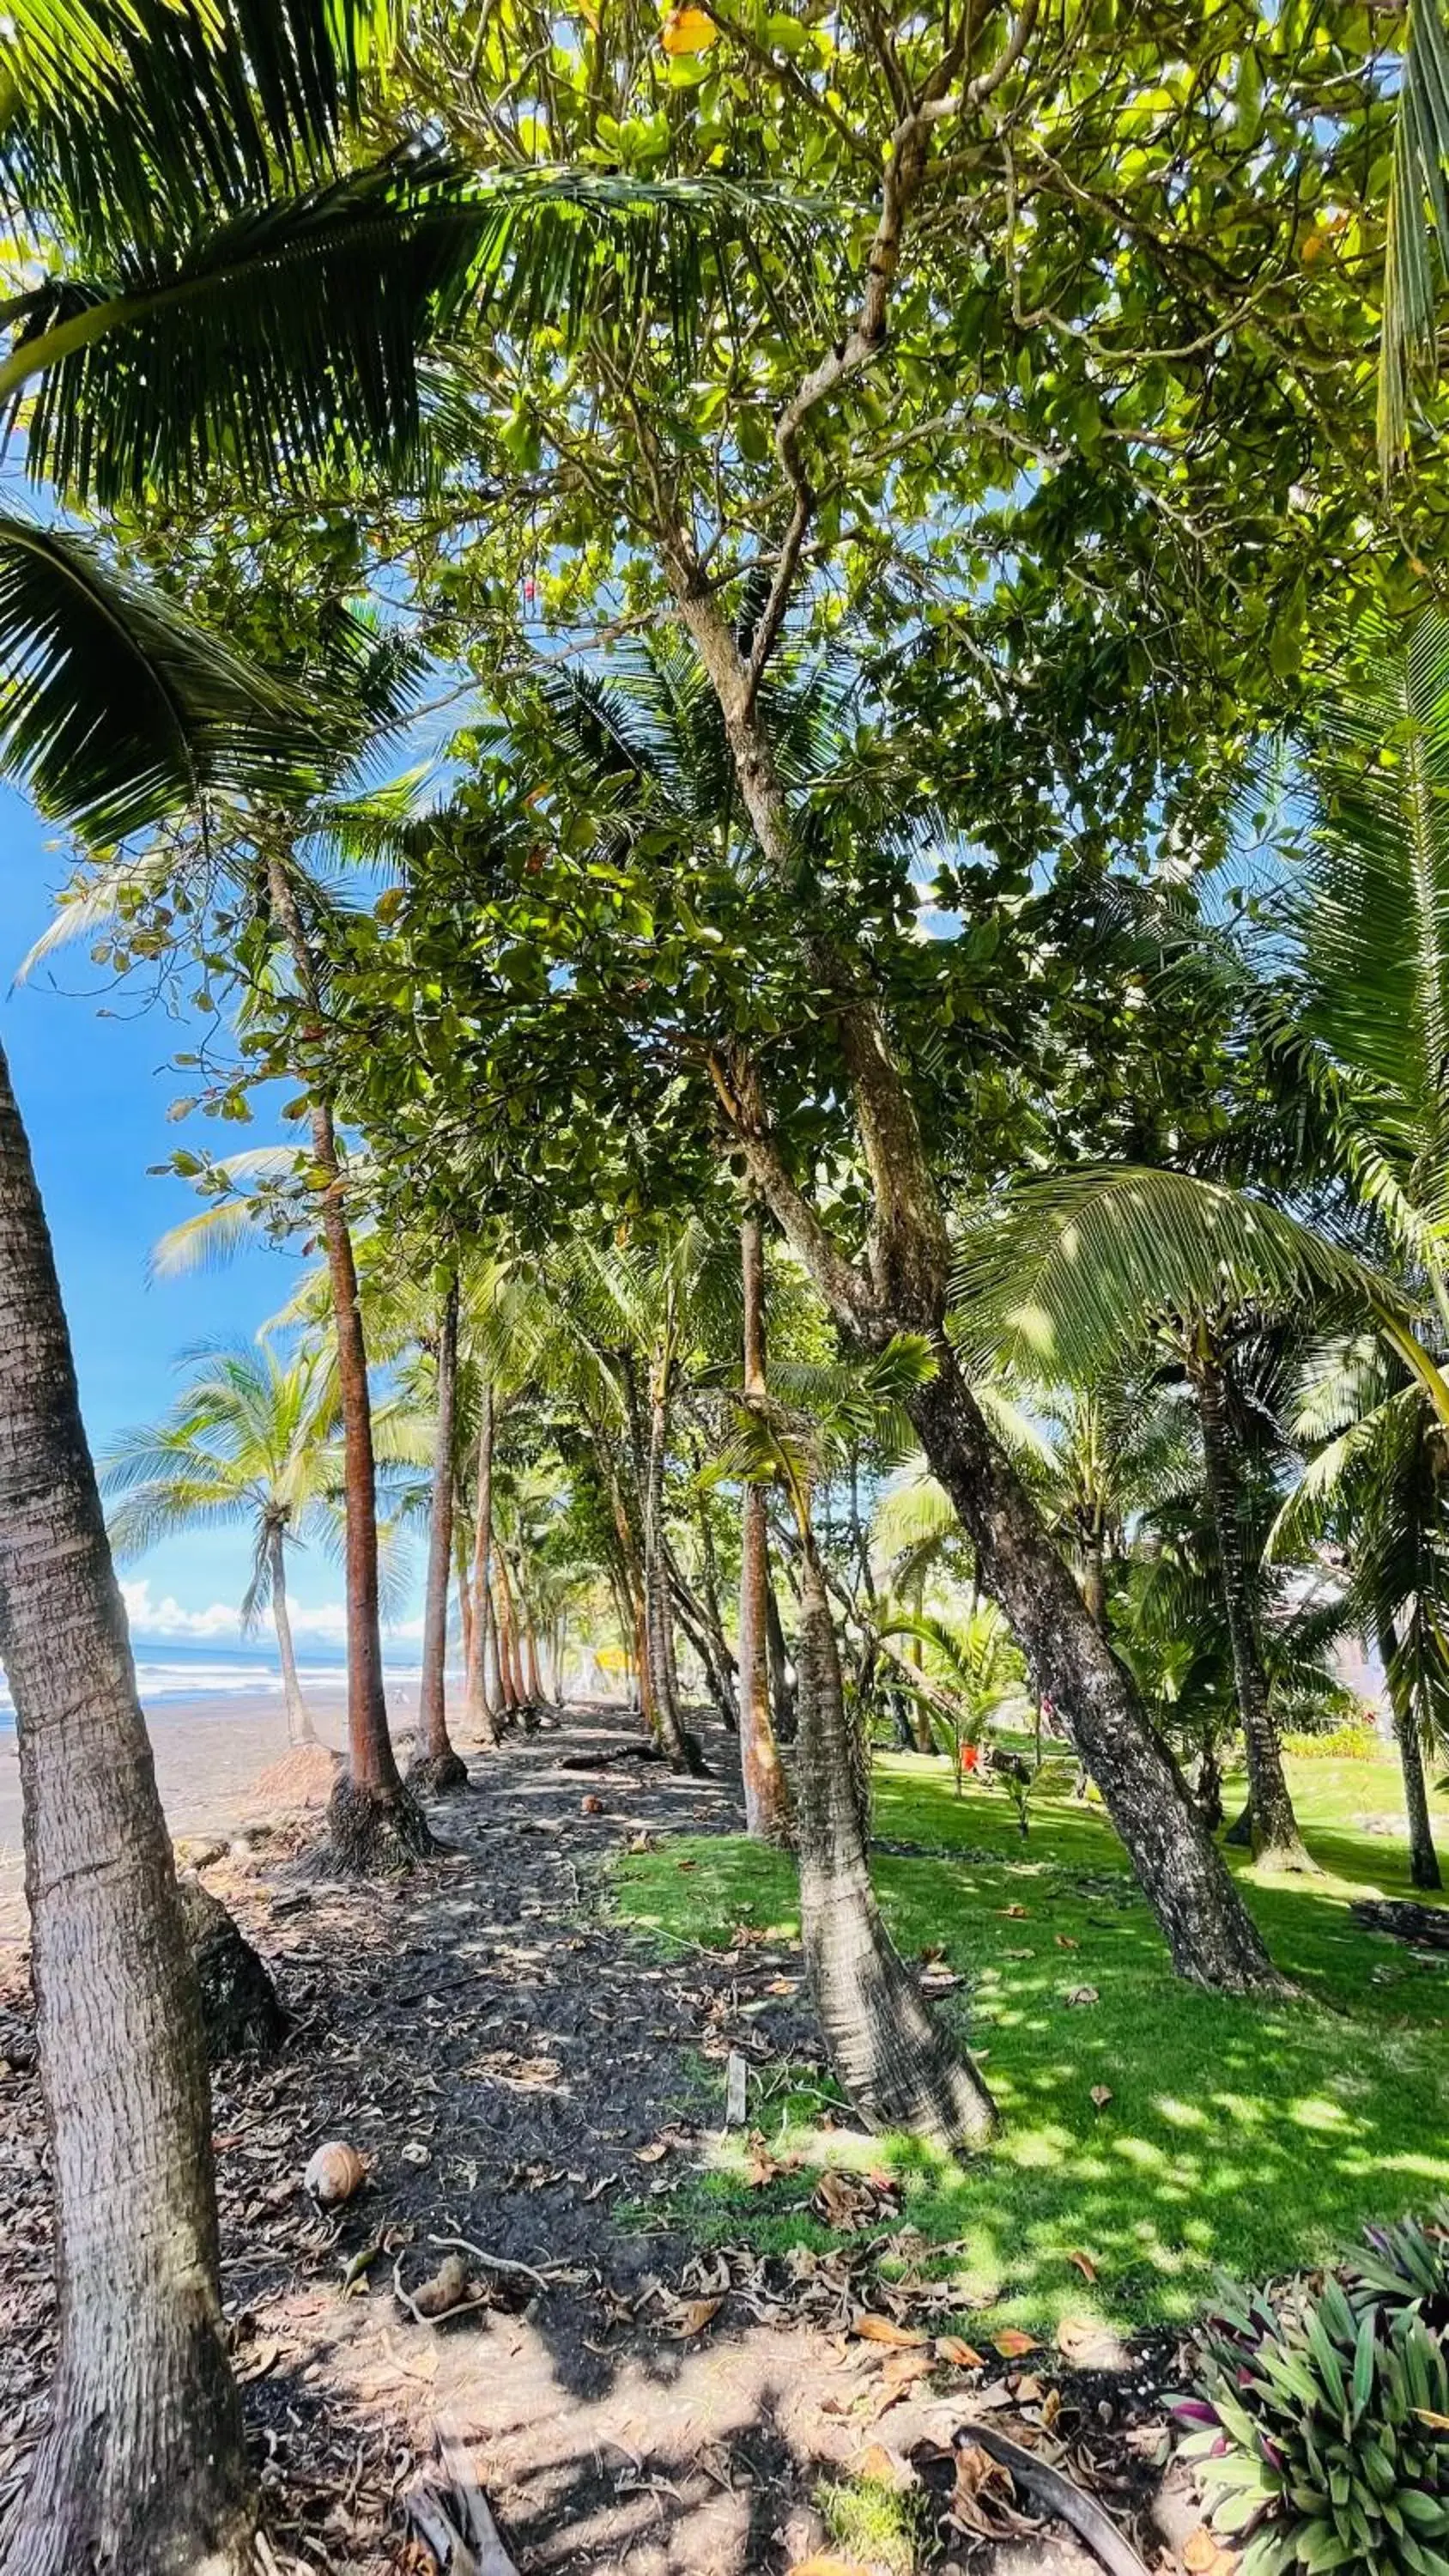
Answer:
xmin=0 ymin=1636 xmax=425 ymax=1725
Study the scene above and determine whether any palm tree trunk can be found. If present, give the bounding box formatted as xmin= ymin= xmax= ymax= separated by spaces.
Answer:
xmin=644 ymin=1364 xmax=706 ymax=1772
xmin=456 ymin=1520 xmax=474 ymax=1683
xmin=793 ymin=1517 xmax=997 ymax=2149
xmin=765 ymin=1553 xmax=797 ymax=1741
xmin=1081 ymin=1533 xmax=1107 ymax=1629
xmin=269 ymin=1520 xmax=317 ymax=1747
xmin=463 ymin=1385 xmax=500 ymax=1744
xmin=1380 ymin=1614 xmax=1442 ymax=1891
xmin=907 ymin=1345 xmax=1288 ymax=1992
xmin=523 ymin=1598 xmax=546 ymax=1704
xmin=738 ymin=1213 xmax=791 ymax=1832
xmin=266 ymin=857 xmax=428 ymax=1869
xmin=0 ymin=1042 xmax=252 ymax=2575
xmin=1192 ymin=1340 xmax=1313 ymax=1872
xmin=494 ymin=1552 xmax=524 ymax=1709
xmin=412 ymin=1280 xmax=467 ymax=1792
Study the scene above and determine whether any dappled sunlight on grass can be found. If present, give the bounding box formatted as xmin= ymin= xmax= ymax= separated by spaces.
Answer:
xmin=614 ymin=1744 xmax=1449 ymax=2333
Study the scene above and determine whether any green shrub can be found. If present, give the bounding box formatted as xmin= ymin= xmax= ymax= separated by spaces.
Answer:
xmin=1178 ymin=2215 xmax=1449 ymax=2575
xmin=1279 ymin=1721 xmax=1379 ymax=1761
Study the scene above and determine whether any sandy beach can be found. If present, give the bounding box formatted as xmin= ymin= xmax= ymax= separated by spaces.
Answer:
xmin=0 ymin=1683 xmax=430 ymax=1947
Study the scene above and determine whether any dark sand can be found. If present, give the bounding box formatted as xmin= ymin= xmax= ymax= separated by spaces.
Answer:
xmin=0 ymin=1684 xmax=433 ymax=1944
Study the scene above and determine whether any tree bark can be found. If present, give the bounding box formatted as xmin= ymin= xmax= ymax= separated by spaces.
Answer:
xmin=463 ymin=1383 xmax=500 ymax=1745
xmin=793 ymin=1523 xmax=997 ymax=2149
xmin=643 ymin=1364 xmax=706 ymax=1772
xmin=494 ymin=1553 xmax=524 ymax=1710
xmin=0 ymin=1041 xmax=253 ymax=2576
xmin=765 ymin=1553 xmax=797 ymax=1741
xmin=738 ymin=1213 xmax=791 ymax=1838
xmin=1380 ymin=1615 xmax=1443 ymax=1893
xmin=1192 ymin=1340 xmax=1313 ymax=1872
xmin=1081 ymin=1532 xmax=1107 ymax=1630
xmin=410 ymin=1280 xmax=468 ymax=1794
xmin=267 ymin=857 xmax=430 ymax=1869
xmin=269 ymin=1517 xmax=317 ymax=1747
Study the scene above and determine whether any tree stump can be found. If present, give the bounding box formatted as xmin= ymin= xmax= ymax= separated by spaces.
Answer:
xmin=175 ymin=1876 xmax=285 ymax=2062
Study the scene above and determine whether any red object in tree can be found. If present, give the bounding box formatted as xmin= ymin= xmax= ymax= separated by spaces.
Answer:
xmin=960 ymin=1743 xmax=980 ymax=1774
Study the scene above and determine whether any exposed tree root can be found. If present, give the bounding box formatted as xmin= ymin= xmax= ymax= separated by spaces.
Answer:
xmin=175 ymin=1875 xmax=286 ymax=2060
xmin=408 ymin=1748 xmax=472 ymax=1797
xmin=326 ymin=1777 xmax=440 ymax=1875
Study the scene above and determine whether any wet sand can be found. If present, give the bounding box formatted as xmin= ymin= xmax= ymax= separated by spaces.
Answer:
xmin=0 ymin=1683 xmax=428 ymax=1947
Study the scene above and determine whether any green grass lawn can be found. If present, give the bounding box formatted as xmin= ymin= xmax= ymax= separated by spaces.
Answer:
xmin=612 ymin=1744 xmax=1449 ymax=2336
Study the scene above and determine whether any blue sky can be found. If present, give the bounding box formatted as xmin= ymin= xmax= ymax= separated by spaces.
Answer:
xmin=0 ymin=781 xmax=373 ymax=1649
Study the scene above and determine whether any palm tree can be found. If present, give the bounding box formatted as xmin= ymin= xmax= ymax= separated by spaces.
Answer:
xmin=1271 ymin=1337 xmax=1448 ymax=1890
xmin=101 ymin=1343 xmax=340 ymax=1750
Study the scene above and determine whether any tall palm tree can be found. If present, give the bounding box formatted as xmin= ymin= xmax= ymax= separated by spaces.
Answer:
xmin=1271 ymin=1337 xmax=1448 ymax=1890
xmin=101 ymin=1343 xmax=339 ymax=1750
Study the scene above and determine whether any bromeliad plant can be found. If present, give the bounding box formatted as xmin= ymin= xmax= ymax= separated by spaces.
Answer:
xmin=1178 ymin=2212 xmax=1449 ymax=2576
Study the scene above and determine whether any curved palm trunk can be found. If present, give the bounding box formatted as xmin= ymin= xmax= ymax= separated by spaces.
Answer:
xmin=267 ymin=859 xmax=428 ymax=1869
xmin=1379 ymin=1615 xmax=1442 ymax=1892
xmin=269 ymin=1520 xmax=317 ymax=1747
xmin=644 ymin=1364 xmax=706 ymax=1773
xmin=412 ymin=1281 xmax=468 ymax=1793
xmin=909 ymin=1347 xmax=1288 ymax=1992
xmin=794 ymin=1523 xmax=996 ymax=2149
xmin=463 ymin=1385 xmax=500 ymax=1745
xmin=0 ymin=1044 xmax=252 ymax=2576
xmin=1192 ymin=1341 xmax=1313 ymax=1872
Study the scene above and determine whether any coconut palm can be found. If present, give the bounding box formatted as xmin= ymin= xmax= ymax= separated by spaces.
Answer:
xmin=1271 ymin=1337 xmax=1448 ymax=1890
xmin=102 ymin=1342 xmax=341 ymax=1749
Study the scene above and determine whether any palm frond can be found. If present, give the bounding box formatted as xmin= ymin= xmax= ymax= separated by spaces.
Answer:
xmin=0 ymin=511 xmax=308 ymax=837
xmin=1379 ymin=0 xmax=1449 ymax=481
xmin=2 ymin=0 xmax=397 ymax=252
xmin=952 ymin=1165 xmax=1439 ymax=1406
xmin=5 ymin=161 xmax=816 ymax=509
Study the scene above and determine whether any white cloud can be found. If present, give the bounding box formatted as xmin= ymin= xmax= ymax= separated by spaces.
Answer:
xmin=121 ymin=1579 xmax=359 ymax=1647
xmin=121 ymin=1582 xmax=241 ymax=1640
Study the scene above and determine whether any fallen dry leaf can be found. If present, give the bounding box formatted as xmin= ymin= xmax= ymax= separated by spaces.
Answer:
xmin=848 ymin=2440 xmax=916 ymax=2491
xmin=579 ymin=1794 xmax=604 ymax=1814
xmin=1053 ymin=1935 xmax=1079 ymax=1949
xmin=1416 ymin=2408 xmax=1449 ymax=2431
xmin=998 ymin=1905 xmax=1030 ymax=1919
xmin=852 ymin=2312 xmax=927 ymax=2348
xmin=664 ymin=2295 xmax=723 ymax=2338
xmin=1064 ymin=1984 xmax=1100 ymax=2007
xmin=934 ymin=2334 xmax=985 ymax=2370
xmin=1089 ymin=2084 xmax=1113 ymax=2110
xmin=991 ymin=2328 xmax=1040 ymax=2359
xmin=1067 ymin=2249 xmax=1099 ymax=2282
xmin=1015 ymin=2373 xmax=1046 ymax=2403
xmin=634 ymin=2138 xmax=672 ymax=2164
xmin=1182 ymin=2529 xmax=1235 ymax=2576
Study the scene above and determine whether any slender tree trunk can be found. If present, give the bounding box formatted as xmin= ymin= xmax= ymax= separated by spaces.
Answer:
xmin=493 ymin=1558 xmax=522 ymax=1710
xmin=0 ymin=1043 xmax=253 ymax=2576
xmin=457 ymin=1522 xmax=474 ymax=1686
xmin=692 ymin=1484 xmax=740 ymax=1728
xmin=906 ymin=1348 xmax=1287 ymax=1989
xmin=463 ymin=1383 xmax=500 ymax=1745
xmin=269 ymin=1519 xmax=317 ymax=1747
xmin=1081 ymin=1532 xmax=1107 ymax=1630
xmin=411 ymin=1280 xmax=468 ymax=1793
xmin=644 ymin=1364 xmax=706 ymax=1772
xmin=765 ymin=1552 xmax=797 ymax=1741
xmin=738 ymin=1212 xmax=791 ymax=1835
xmin=1380 ymin=1615 xmax=1442 ymax=1892
xmin=523 ymin=1600 xmax=546 ymax=1705
xmin=1192 ymin=1340 xmax=1313 ymax=1872
xmin=267 ymin=858 xmax=428 ymax=1868
xmin=793 ymin=1520 xmax=997 ymax=2148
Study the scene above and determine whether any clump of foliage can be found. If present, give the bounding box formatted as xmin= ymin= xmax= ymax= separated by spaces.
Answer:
xmin=815 ymin=2469 xmax=927 ymax=2575
xmin=1179 ymin=2214 xmax=1449 ymax=2575
xmin=1278 ymin=1722 xmax=1380 ymax=1762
